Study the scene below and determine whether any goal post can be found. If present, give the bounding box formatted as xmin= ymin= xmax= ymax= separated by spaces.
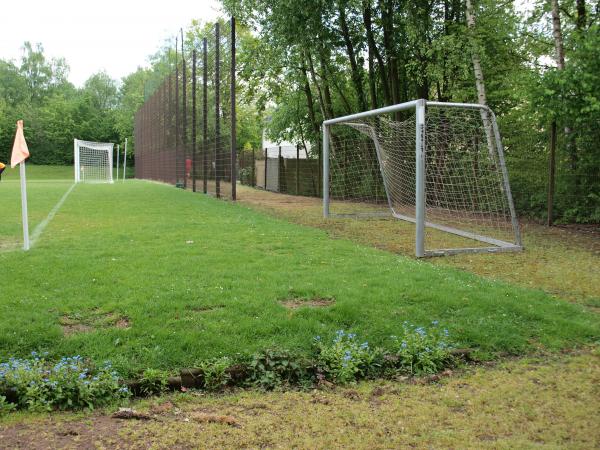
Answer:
xmin=74 ymin=139 xmax=114 ymax=183
xmin=322 ymin=99 xmax=523 ymax=257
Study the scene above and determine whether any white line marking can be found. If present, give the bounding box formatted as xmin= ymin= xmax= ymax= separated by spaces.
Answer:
xmin=30 ymin=183 xmax=76 ymax=247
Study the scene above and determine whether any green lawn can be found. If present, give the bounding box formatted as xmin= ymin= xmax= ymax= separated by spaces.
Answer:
xmin=0 ymin=167 xmax=598 ymax=377
xmin=1 ymin=165 xmax=73 ymax=250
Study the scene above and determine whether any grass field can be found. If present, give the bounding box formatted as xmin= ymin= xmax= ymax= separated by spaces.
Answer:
xmin=1 ymin=166 xmax=598 ymax=378
xmin=238 ymin=186 xmax=600 ymax=306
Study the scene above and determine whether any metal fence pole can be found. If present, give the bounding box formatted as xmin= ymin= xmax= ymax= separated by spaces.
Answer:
xmin=264 ymin=148 xmax=268 ymax=190
xmin=296 ymin=143 xmax=300 ymax=195
xmin=203 ymin=37 xmax=208 ymax=194
xmin=548 ymin=122 xmax=557 ymax=226
xmin=215 ymin=22 xmax=221 ymax=198
xmin=192 ymin=49 xmax=197 ymax=193
xmin=230 ymin=16 xmax=237 ymax=201
xmin=175 ymin=41 xmax=180 ymax=187
xmin=182 ymin=39 xmax=188 ymax=189
xmin=252 ymin=148 xmax=256 ymax=187
xmin=278 ymin=145 xmax=283 ymax=193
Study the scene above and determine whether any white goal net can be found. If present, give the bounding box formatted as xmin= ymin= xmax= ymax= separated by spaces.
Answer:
xmin=74 ymin=139 xmax=114 ymax=183
xmin=323 ymin=100 xmax=522 ymax=257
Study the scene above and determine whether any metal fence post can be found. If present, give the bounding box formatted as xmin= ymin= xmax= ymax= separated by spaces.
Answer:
xmin=215 ymin=22 xmax=221 ymax=198
xmin=230 ymin=16 xmax=237 ymax=201
xmin=296 ymin=143 xmax=300 ymax=195
xmin=192 ymin=49 xmax=197 ymax=193
xmin=278 ymin=146 xmax=282 ymax=192
xmin=182 ymin=46 xmax=187 ymax=189
xmin=252 ymin=148 xmax=256 ymax=187
xmin=175 ymin=41 xmax=180 ymax=187
xmin=264 ymin=148 xmax=268 ymax=190
xmin=203 ymin=37 xmax=208 ymax=194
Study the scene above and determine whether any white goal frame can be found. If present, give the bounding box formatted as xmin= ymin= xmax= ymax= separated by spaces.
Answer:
xmin=322 ymin=99 xmax=523 ymax=257
xmin=74 ymin=139 xmax=114 ymax=183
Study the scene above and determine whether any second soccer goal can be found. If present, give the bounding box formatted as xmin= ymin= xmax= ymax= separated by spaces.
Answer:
xmin=74 ymin=139 xmax=114 ymax=183
xmin=322 ymin=99 xmax=522 ymax=257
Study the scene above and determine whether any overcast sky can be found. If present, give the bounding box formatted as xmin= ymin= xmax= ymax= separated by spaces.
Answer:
xmin=0 ymin=0 xmax=222 ymax=87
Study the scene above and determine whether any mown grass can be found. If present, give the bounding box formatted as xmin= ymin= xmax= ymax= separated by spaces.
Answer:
xmin=0 ymin=164 xmax=73 ymax=181
xmin=237 ymin=186 xmax=600 ymax=306
xmin=1 ymin=165 xmax=73 ymax=250
xmin=0 ymin=167 xmax=598 ymax=377
xmin=1 ymin=352 xmax=598 ymax=448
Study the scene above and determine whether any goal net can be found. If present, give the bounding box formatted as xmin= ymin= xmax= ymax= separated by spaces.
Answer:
xmin=323 ymin=100 xmax=522 ymax=257
xmin=74 ymin=139 xmax=114 ymax=183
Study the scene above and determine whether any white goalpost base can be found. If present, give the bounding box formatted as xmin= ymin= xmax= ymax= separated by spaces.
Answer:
xmin=322 ymin=99 xmax=523 ymax=257
xmin=74 ymin=139 xmax=114 ymax=183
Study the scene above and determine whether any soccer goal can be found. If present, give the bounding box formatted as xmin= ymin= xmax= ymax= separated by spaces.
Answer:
xmin=322 ymin=99 xmax=522 ymax=257
xmin=74 ymin=139 xmax=114 ymax=183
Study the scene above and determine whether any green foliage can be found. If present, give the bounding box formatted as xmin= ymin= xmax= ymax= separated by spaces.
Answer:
xmin=248 ymin=349 xmax=310 ymax=389
xmin=315 ymin=331 xmax=382 ymax=384
xmin=0 ymin=354 xmax=128 ymax=412
xmin=197 ymin=357 xmax=232 ymax=391
xmin=0 ymin=395 xmax=16 ymax=415
xmin=389 ymin=322 xmax=454 ymax=375
xmin=138 ymin=368 xmax=170 ymax=396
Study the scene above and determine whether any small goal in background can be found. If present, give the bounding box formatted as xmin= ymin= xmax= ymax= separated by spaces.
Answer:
xmin=74 ymin=139 xmax=114 ymax=184
xmin=323 ymin=99 xmax=523 ymax=257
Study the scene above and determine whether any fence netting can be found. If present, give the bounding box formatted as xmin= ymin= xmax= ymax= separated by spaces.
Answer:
xmin=134 ymin=18 xmax=237 ymax=200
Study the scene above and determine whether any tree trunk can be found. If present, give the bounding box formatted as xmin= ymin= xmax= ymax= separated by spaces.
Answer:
xmin=318 ymin=49 xmax=335 ymax=119
xmin=362 ymin=0 xmax=392 ymax=106
xmin=576 ymin=0 xmax=586 ymax=30
xmin=465 ymin=0 xmax=488 ymax=106
xmin=305 ymin=49 xmax=327 ymax=119
xmin=551 ymin=0 xmax=565 ymax=69
xmin=379 ymin=0 xmax=401 ymax=106
xmin=465 ymin=0 xmax=495 ymax=156
xmin=338 ymin=1 xmax=368 ymax=111
xmin=299 ymin=59 xmax=321 ymax=146
xmin=368 ymin=46 xmax=377 ymax=109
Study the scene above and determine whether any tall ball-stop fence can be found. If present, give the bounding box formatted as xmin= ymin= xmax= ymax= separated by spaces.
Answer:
xmin=134 ymin=18 xmax=237 ymax=200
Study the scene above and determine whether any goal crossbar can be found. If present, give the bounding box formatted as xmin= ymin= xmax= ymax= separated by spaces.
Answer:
xmin=322 ymin=99 xmax=523 ymax=257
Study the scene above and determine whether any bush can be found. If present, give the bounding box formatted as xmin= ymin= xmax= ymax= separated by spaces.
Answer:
xmin=315 ymin=330 xmax=381 ymax=384
xmin=197 ymin=357 xmax=232 ymax=391
xmin=389 ymin=321 xmax=454 ymax=375
xmin=0 ymin=353 xmax=129 ymax=411
xmin=249 ymin=349 xmax=311 ymax=389
xmin=138 ymin=368 xmax=170 ymax=396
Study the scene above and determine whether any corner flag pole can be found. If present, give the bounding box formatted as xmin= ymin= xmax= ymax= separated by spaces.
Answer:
xmin=20 ymin=161 xmax=30 ymax=250
xmin=11 ymin=120 xmax=30 ymax=251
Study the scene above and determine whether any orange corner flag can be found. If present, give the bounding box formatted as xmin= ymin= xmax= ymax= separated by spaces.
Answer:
xmin=11 ymin=120 xmax=30 ymax=168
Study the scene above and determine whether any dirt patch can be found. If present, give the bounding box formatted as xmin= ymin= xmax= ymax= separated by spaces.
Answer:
xmin=190 ymin=412 xmax=239 ymax=427
xmin=186 ymin=305 xmax=225 ymax=313
xmin=280 ymin=297 xmax=335 ymax=309
xmin=60 ymin=322 xmax=94 ymax=336
xmin=59 ymin=311 xmax=131 ymax=336
xmin=115 ymin=317 xmax=131 ymax=329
